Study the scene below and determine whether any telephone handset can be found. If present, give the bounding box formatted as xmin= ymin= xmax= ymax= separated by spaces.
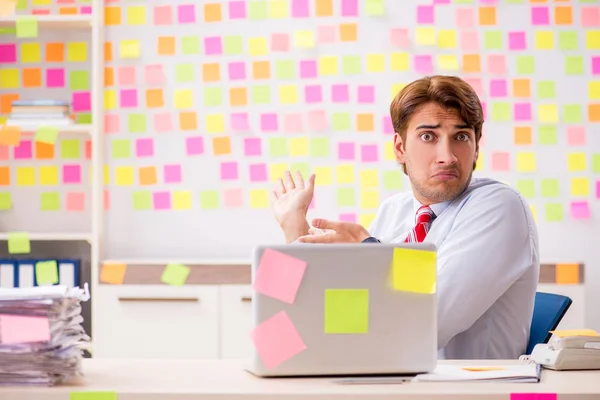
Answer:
xmin=530 ymin=334 xmax=600 ymax=370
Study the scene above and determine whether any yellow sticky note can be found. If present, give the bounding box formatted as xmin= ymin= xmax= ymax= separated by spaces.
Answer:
xmin=360 ymin=189 xmax=379 ymax=209
xmin=586 ymin=31 xmax=600 ymax=50
xmin=174 ymin=89 xmax=193 ymax=109
xmin=568 ymin=153 xmax=586 ymax=172
xmin=336 ymin=165 xmax=355 ymax=184
xmin=21 ymin=43 xmax=41 ymax=63
xmin=8 ymin=232 xmax=30 ymax=254
xmin=438 ymin=55 xmax=459 ymax=71
xmin=589 ymin=82 xmax=600 ymax=100
xmin=161 ymin=263 xmax=191 ymax=286
xmin=104 ymin=90 xmax=117 ymax=110
xmin=39 ymin=166 xmax=58 ymax=185
xmin=392 ymin=248 xmax=436 ymax=294
xmin=535 ymin=31 xmax=554 ymax=49
xmin=550 ymin=329 xmax=598 ymax=338
xmin=115 ymin=166 xmax=134 ymax=186
xmin=67 ymin=42 xmax=87 ymax=62
xmin=438 ymin=29 xmax=457 ymax=49
xmin=120 ymin=40 xmax=140 ymax=59
xmin=35 ymin=260 xmax=58 ymax=285
xmin=248 ymin=37 xmax=267 ymax=56
xmin=289 ymin=137 xmax=308 ymax=156
xmin=269 ymin=163 xmax=288 ymax=182
xmin=390 ymin=53 xmax=409 ymax=71
xmin=391 ymin=83 xmax=405 ymax=101
xmin=279 ymin=85 xmax=298 ymax=104
xmin=359 ymin=213 xmax=376 ymax=229
xmin=384 ymin=142 xmax=396 ymax=161
xmin=205 ymin=114 xmax=224 ymax=133
xmin=172 ymin=191 xmax=192 ymax=210
xmin=35 ymin=126 xmax=58 ymax=144
xmin=126 ymin=5 xmax=146 ymax=25
xmin=313 ymin=166 xmax=332 ymax=186
xmin=360 ymin=169 xmax=379 ymax=188
xmin=100 ymin=263 xmax=127 ymax=285
xmin=0 ymin=69 xmax=19 ymax=89
xmin=529 ymin=205 xmax=537 ymax=222
xmin=16 ymin=167 xmax=35 ymax=186
xmin=415 ymin=27 xmax=436 ymax=46
xmin=516 ymin=152 xmax=536 ymax=172
xmin=538 ymin=104 xmax=558 ymax=123
xmin=319 ymin=56 xmax=338 ymax=75
xmin=366 ymin=53 xmax=385 ymax=72
xmin=249 ymin=189 xmax=269 ymax=208
xmin=571 ymin=177 xmax=589 ymax=196
xmin=269 ymin=0 xmax=288 ymax=18
xmin=294 ymin=30 xmax=314 ymax=48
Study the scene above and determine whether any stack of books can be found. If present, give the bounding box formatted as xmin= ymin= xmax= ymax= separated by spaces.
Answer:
xmin=6 ymin=100 xmax=73 ymax=127
xmin=0 ymin=284 xmax=90 ymax=386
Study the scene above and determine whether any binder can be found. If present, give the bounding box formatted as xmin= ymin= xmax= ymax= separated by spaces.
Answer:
xmin=0 ymin=260 xmax=16 ymax=288
xmin=58 ymin=259 xmax=81 ymax=288
xmin=13 ymin=259 xmax=81 ymax=288
xmin=15 ymin=260 xmax=35 ymax=288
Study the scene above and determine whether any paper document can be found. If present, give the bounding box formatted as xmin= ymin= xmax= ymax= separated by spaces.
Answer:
xmin=414 ymin=364 xmax=541 ymax=383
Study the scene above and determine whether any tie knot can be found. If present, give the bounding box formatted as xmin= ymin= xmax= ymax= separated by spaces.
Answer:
xmin=416 ymin=205 xmax=435 ymax=224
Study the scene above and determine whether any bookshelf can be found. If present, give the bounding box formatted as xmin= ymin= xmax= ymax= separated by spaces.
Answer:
xmin=0 ymin=15 xmax=93 ymax=29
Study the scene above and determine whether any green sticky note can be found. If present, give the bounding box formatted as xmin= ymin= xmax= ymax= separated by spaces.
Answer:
xmin=517 ymin=56 xmax=535 ymax=74
xmin=16 ymin=0 xmax=27 ymax=9
xmin=161 ymin=263 xmax=191 ymax=286
xmin=559 ymin=31 xmax=578 ymax=50
xmin=8 ymin=232 xmax=30 ymax=254
xmin=61 ymin=140 xmax=80 ymax=159
xmin=204 ymin=87 xmax=222 ymax=106
xmin=224 ymin=36 xmax=243 ymax=55
xmin=176 ymin=64 xmax=194 ymax=83
xmin=132 ymin=191 xmax=152 ymax=210
xmin=516 ymin=179 xmax=535 ymax=198
xmin=276 ymin=60 xmax=295 ymax=80
xmin=539 ymin=126 xmax=557 ymax=145
xmin=251 ymin=86 xmax=270 ymax=104
xmin=365 ymin=0 xmax=385 ymax=16
xmin=41 ymin=192 xmax=60 ymax=211
xmin=128 ymin=114 xmax=146 ymax=133
xmin=290 ymin=162 xmax=309 ymax=179
xmin=69 ymin=71 xmax=89 ymax=90
xmin=70 ymin=392 xmax=118 ymax=400
xmin=564 ymin=105 xmax=582 ymax=123
xmin=0 ymin=27 xmax=17 ymax=35
xmin=309 ymin=137 xmax=329 ymax=157
xmin=324 ymin=289 xmax=369 ymax=334
xmin=491 ymin=102 xmax=511 ymax=122
xmin=200 ymin=190 xmax=219 ymax=209
xmin=453 ymin=0 xmax=473 ymax=4
xmin=35 ymin=126 xmax=59 ymax=144
xmin=541 ymin=179 xmax=560 ymax=197
xmin=35 ymin=260 xmax=58 ymax=285
xmin=484 ymin=31 xmax=503 ymax=50
xmin=537 ymin=81 xmax=555 ymax=99
xmin=248 ymin=0 xmax=267 ymax=19
xmin=269 ymin=137 xmax=288 ymax=157
xmin=545 ymin=203 xmax=563 ymax=222
xmin=565 ymin=56 xmax=584 ymax=75
xmin=77 ymin=113 xmax=92 ymax=124
xmin=16 ymin=16 xmax=38 ymax=38
xmin=342 ymin=56 xmax=361 ymax=75
xmin=592 ymin=154 xmax=600 ymax=173
xmin=337 ymin=188 xmax=355 ymax=206
xmin=383 ymin=170 xmax=403 ymax=190
xmin=392 ymin=248 xmax=436 ymax=294
xmin=0 ymin=192 xmax=11 ymax=210
xmin=181 ymin=36 xmax=200 ymax=55
xmin=111 ymin=139 xmax=131 ymax=159
xmin=505 ymin=0 xmax=524 ymax=3
xmin=332 ymin=113 xmax=351 ymax=131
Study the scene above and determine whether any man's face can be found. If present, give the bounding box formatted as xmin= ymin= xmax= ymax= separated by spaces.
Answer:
xmin=393 ymin=102 xmax=479 ymax=205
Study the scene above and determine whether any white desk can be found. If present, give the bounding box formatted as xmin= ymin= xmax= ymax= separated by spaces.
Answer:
xmin=1 ymin=359 xmax=599 ymax=400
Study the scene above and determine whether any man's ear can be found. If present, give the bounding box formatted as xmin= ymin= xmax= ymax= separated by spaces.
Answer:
xmin=393 ymin=132 xmax=406 ymax=165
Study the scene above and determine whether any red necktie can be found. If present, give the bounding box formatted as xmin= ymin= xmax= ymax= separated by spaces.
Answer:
xmin=404 ymin=205 xmax=436 ymax=243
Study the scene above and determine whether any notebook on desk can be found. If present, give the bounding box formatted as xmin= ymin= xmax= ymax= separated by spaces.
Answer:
xmin=413 ymin=363 xmax=542 ymax=383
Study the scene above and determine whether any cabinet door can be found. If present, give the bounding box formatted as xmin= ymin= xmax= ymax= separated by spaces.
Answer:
xmin=94 ymin=285 xmax=219 ymax=359
xmin=219 ymin=284 xmax=254 ymax=360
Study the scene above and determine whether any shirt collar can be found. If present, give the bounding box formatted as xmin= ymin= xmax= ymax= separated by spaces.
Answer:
xmin=412 ymin=198 xmax=452 ymax=219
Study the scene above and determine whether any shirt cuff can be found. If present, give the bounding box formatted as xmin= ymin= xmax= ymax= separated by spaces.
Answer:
xmin=362 ymin=236 xmax=381 ymax=243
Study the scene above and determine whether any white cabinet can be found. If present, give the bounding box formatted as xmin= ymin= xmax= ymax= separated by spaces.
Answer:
xmin=93 ymin=285 xmax=219 ymax=359
xmin=219 ymin=285 xmax=254 ymax=360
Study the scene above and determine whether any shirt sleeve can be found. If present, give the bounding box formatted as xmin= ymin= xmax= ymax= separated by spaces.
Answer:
xmin=435 ymin=187 xmax=535 ymax=350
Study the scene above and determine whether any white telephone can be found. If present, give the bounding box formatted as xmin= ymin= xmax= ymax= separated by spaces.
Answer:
xmin=530 ymin=334 xmax=600 ymax=370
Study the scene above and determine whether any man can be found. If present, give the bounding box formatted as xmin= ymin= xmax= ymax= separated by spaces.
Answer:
xmin=270 ymin=75 xmax=540 ymax=360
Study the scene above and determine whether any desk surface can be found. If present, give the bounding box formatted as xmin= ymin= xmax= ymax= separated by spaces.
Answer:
xmin=1 ymin=359 xmax=599 ymax=400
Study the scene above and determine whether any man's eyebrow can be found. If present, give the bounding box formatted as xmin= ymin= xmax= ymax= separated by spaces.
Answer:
xmin=455 ymin=124 xmax=473 ymax=130
xmin=415 ymin=124 xmax=441 ymax=129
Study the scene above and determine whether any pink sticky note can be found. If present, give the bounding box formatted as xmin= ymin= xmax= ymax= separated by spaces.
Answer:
xmin=596 ymin=180 xmax=600 ymax=199
xmin=32 ymin=9 xmax=49 ymax=14
xmin=592 ymin=57 xmax=600 ymax=75
xmin=509 ymin=31 xmax=526 ymax=50
xmin=455 ymin=8 xmax=474 ymax=28
xmin=465 ymin=78 xmax=484 ymax=97
xmin=154 ymin=113 xmax=172 ymax=133
xmin=244 ymin=138 xmax=262 ymax=156
xmin=63 ymin=165 xmax=81 ymax=184
xmin=0 ymin=315 xmax=50 ymax=344
xmin=0 ymin=44 xmax=16 ymax=63
xmin=510 ymin=394 xmax=557 ymax=400
xmin=581 ymin=7 xmax=599 ymax=27
xmin=338 ymin=142 xmax=355 ymax=160
xmin=250 ymin=311 xmax=307 ymax=370
xmin=178 ymin=4 xmax=195 ymax=23
xmin=14 ymin=140 xmax=32 ymax=159
xmin=305 ymin=85 xmax=322 ymax=103
xmin=119 ymin=89 xmax=137 ymax=108
xmin=46 ymin=69 xmax=65 ymax=88
xmin=339 ymin=213 xmax=357 ymax=223
xmin=308 ymin=110 xmax=327 ymax=131
xmin=361 ymin=144 xmax=378 ymax=162
xmin=383 ymin=116 xmax=394 ymax=134
xmin=204 ymin=37 xmax=222 ymax=55
xmin=253 ymin=248 xmax=307 ymax=303
xmin=136 ymin=138 xmax=154 ymax=157
xmin=531 ymin=7 xmax=549 ymax=25
xmin=229 ymin=1 xmax=246 ymax=19
xmin=341 ymin=0 xmax=357 ymax=17
xmin=292 ymin=0 xmax=309 ymax=17
xmin=249 ymin=163 xmax=268 ymax=182
xmin=118 ymin=66 xmax=136 ymax=86
xmin=489 ymin=79 xmax=507 ymax=97
xmin=417 ymin=5 xmax=434 ymax=23
xmin=220 ymin=161 xmax=238 ymax=180
xmin=105 ymin=115 xmax=120 ymax=134
xmin=72 ymin=92 xmax=91 ymax=112
xmin=228 ymin=62 xmax=246 ymax=80
xmin=261 ymin=114 xmax=278 ymax=132
xmin=331 ymin=84 xmax=349 ymax=102
xmin=299 ymin=60 xmax=317 ymax=79
xmin=318 ymin=26 xmax=336 ymax=43
xmin=415 ymin=55 xmax=433 ymax=74
xmin=487 ymin=55 xmax=506 ymax=75
xmin=491 ymin=152 xmax=509 ymax=171
xmin=461 ymin=31 xmax=479 ymax=51
xmin=224 ymin=188 xmax=243 ymax=208
xmin=153 ymin=191 xmax=171 ymax=210
xmin=145 ymin=65 xmax=165 ymax=86
xmin=164 ymin=164 xmax=182 ymax=183
xmin=80 ymin=6 xmax=92 ymax=14
xmin=271 ymin=34 xmax=289 ymax=52
xmin=390 ymin=28 xmax=409 ymax=47
xmin=231 ymin=113 xmax=250 ymax=131
xmin=570 ymin=201 xmax=590 ymax=220
xmin=0 ymin=146 xmax=9 ymax=161
xmin=154 ymin=5 xmax=172 ymax=25
xmin=186 ymin=136 xmax=204 ymax=155
xmin=567 ymin=126 xmax=586 ymax=145
xmin=104 ymin=190 xmax=110 ymax=210
xmin=357 ymin=85 xmax=375 ymax=103
xmin=66 ymin=191 xmax=85 ymax=211
xmin=514 ymin=103 xmax=532 ymax=121
xmin=284 ymin=113 xmax=303 ymax=133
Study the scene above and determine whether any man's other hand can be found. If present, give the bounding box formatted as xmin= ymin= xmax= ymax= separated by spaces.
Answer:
xmin=297 ymin=219 xmax=370 ymax=244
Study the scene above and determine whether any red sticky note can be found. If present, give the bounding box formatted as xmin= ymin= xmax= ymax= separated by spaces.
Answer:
xmin=253 ymin=248 xmax=307 ymax=304
xmin=250 ymin=311 xmax=307 ymax=369
xmin=0 ymin=314 xmax=50 ymax=344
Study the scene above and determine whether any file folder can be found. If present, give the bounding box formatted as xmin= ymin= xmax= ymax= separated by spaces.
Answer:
xmin=0 ymin=260 xmax=16 ymax=288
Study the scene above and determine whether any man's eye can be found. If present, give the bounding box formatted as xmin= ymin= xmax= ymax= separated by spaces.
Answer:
xmin=421 ymin=133 xmax=434 ymax=141
xmin=457 ymin=133 xmax=469 ymax=141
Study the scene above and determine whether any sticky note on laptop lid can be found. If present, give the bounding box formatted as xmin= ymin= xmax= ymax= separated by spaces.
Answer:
xmin=252 ymin=248 xmax=307 ymax=304
xmin=391 ymin=248 xmax=436 ymax=294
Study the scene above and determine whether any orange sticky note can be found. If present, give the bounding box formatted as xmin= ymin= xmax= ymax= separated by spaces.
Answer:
xmin=514 ymin=127 xmax=532 ymax=145
xmin=356 ymin=113 xmax=374 ymax=132
xmin=462 ymin=367 xmax=505 ymax=372
xmin=462 ymin=54 xmax=481 ymax=73
xmin=550 ymin=329 xmax=598 ymax=338
xmin=0 ymin=0 xmax=16 ymax=18
xmin=478 ymin=7 xmax=496 ymax=25
xmin=0 ymin=125 xmax=21 ymax=146
xmin=157 ymin=36 xmax=175 ymax=55
xmin=204 ymin=3 xmax=222 ymax=22
xmin=100 ymin=263 xmax=127 ymax=284
xmin=179 ymin=112 xmax=197 ymax=130
xmin=555 ymin=263 xmax=579 ymax=284
xmin=513 ymin=79 xmax=531 ymax=97
xmin=138 ymin=166 xmax=157 ymax=185
xmin=589 ymin=104 xmax=600 ymax=122
xmin=202 ymin=63 xmax=220 ymax=82
xmin=212 ymin=136 xmax=231 ymax=155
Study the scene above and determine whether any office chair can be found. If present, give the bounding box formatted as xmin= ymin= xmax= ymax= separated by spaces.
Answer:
xmin=526 ymin=292 xmax=572 ymax=355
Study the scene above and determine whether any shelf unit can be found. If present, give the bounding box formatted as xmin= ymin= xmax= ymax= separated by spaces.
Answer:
xmin=16 ymin=124 xmax=94 ymax=136
xmin=0 ymin=14 xmax=92 ymax=29
xmin=0 ymin=232 xmax=93 ymax=242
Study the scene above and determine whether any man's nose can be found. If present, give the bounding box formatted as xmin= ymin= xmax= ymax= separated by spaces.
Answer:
xmin=436 ymin=140 xmax=458 ymax=165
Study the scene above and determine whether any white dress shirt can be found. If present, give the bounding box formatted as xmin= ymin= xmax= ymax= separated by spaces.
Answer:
xmin=368 ymin=177 xmax=540 ymax=360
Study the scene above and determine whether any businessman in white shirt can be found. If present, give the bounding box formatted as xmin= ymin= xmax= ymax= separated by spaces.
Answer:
xmin=270 ymin=75 xmax=540 ymax=360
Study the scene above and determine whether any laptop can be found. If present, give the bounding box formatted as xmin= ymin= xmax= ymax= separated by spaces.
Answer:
xmin=245 ymin=243 xmax=438 ymax=377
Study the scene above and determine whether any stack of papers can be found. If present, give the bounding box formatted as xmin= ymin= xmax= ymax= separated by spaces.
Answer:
xmin=0 ymin=284 xmax=90 ymax=386
xmin=414 ymin=364 xmax=541 ymax=383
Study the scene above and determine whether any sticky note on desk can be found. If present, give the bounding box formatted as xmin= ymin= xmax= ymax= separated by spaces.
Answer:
xmin=8 ymin=232 xmax=30 ymax=254
xmin=0 ymin=315 xmax=50 ymax=344
xmin=324 ymin=288 xmax=369 ymax=334
xmin=70 ymin=392 xmax=118 ymax=400
xmin=160 ymin=263 xmax=190 ymax=286
xmin=35 ymin=260 xmax=58 ymax=285
xmin=391 ymin=248 xmax=436 ymax=294
xmin=252 ymin=248 xmax=307 ymax=304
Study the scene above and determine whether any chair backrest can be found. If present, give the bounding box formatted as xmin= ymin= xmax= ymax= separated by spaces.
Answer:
xmin=526 ymin=292 xmax=572 ymax=355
